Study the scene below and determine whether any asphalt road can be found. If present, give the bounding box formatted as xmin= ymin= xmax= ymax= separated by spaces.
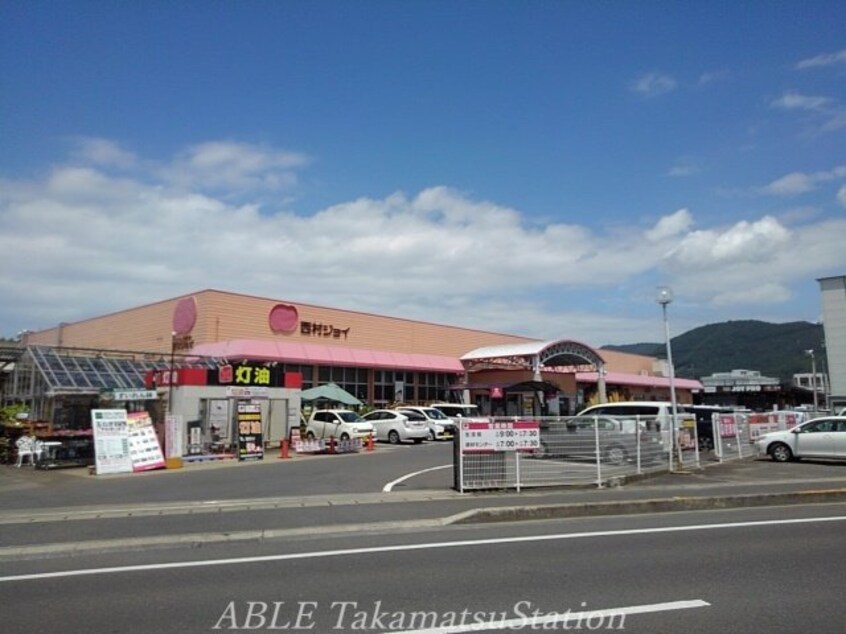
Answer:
xmin=2 ymin=504 xmax=844 ymax=633
xmin=2 ymin=443 xmax=846 ymax=558
xmin=0 ymin=441 xmax=457 ymax=510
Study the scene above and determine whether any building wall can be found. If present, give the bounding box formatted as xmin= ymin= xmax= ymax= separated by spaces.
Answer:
xmin=28 ymin=296 xmax=180 ymax=353
xmin=27 ymin=289 xmax=535 ymax=358
xmin=598 ymin=349 xmax=658 ymax=374
xmin=819 ymin=275 xmax=846 ymax=406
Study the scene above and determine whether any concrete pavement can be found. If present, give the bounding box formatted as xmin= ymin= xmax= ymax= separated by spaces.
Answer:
xmin=1 ymin=454 xmax=845 ymax=560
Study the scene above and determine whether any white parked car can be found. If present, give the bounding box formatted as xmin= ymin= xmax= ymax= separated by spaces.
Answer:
xmin=577 ymin=401 xmax=694 ymax=448
xmin=362 ymin=409 xmax=428 ymax=444
xmin=756 ymin=416 xmax=846 ymax=462
xmin=305 ymin=409 xmax=373 ymax=441
xmin=396 ymin=406 xmax=457 ymax=441
xmin=431 ymin=402 xmax=489 ymax=424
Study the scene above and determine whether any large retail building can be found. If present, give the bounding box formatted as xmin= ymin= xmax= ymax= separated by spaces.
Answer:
xmin=9 ymin=289 xmax=700 ymax=448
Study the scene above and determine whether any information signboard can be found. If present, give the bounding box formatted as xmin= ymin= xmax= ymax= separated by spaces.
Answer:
xmin=126 ymin=411 xmax=166 ymax=471
xmin=91 ymin=409 xmax=133 ymax=475
xmin=237 ymin=402 xmax=264 ymax=461
xmin=460 ymin=420 xmax=540 ymax=452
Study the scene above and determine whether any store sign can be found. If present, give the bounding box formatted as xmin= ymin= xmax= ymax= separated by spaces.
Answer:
xmin=226 ymin=386 xmax=269 ymax=399
xmin=237 ymin=402 xmax=264 ymax=461
xmin=300 ymin=321 xmax=350 ymax=339
xmin=213 ymin=363 xmax=282 ymax=387
xmin=460 ymin=420 xmax=540 ymax=452
xmin=172 ymin=333 xmax=194 ymax=352
xmin=107 ymin=389 xmax=158 ymax=402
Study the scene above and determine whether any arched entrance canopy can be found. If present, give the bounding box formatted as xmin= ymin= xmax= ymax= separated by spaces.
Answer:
xmin=460 ymin=339 xmax=608 ymax=402
xmin=461 ymin=339 xmax=605 ymax=372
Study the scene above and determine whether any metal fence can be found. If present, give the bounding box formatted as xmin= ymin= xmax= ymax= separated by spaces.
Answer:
xmin=454 ymin=411 xmax=813 ymax=492
xmin=456 ymin=416 xmax=673 ymax=492
xmin=710 ymin=411 xmax=805 ymax=462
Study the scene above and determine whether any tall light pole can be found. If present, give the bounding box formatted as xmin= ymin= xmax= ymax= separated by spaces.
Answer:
xmin=805 ymin=349 xmax=818 ymax=412
xmin=656 ymin=286 xmax=679 ymax=472
xmin=167 ymin=331 xmax=177 ymax=415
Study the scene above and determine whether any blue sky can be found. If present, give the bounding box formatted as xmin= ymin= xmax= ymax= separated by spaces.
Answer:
xmin=1 ymin=1 xmax=844 ymax=347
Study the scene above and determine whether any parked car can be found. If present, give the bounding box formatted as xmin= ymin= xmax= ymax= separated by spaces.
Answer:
xmin=362 ymin=409 xmax=428 ymax=444
xmin=305 ymin=409 xmax=374 ymax=440
xmin=535 ymin=415 xmax=664 ymax=464
xmin=431 ymin=402 xmax=489 ymax=424
xmin=681 ymin=405 xmax=735 ymax=451
xmin=395 ymin=406 xmax=457 ymax=441
xmin=577 ymin=401 xmax=694 ymax=448
xmin=755 ymin=416 xmax=846 ymax=462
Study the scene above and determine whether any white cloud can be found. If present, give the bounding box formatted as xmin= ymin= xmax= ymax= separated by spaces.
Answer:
xmin=759 ymin=165 xmax=846 ymax=196
xmin=770 ymin=92 xmax=833 ymax=112
xmin=646 ymin=209 xmax=693 ymax=241
xmin=2 ymin=140 xmax=844 ymax=344
xmin=760 ymin=172 xmax=815 ymax=196
xmin=838 ymin=185 xmax=846 ymax=207
xmin=667 ymin=162 xmax=700 ymax=177
xmin=165 ymin=141 xmax=310 ymax=192
xmin=796 ymin=48 xmax=846 ymax=69
xmin=666 ymin=217 xmax=791 ymax=268
xmin=70 ymin=137 xmax=137 ymax=169
xmin=630 ymin=72 xmax=677 ymax=97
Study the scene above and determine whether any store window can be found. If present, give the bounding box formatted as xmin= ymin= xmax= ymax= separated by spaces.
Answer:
xmin=374 ymin=370 xmax=414 ymax=404
xmin=418 ymin=372 xmax=453 ymax=403
xmin=316 ymin=366 xmax=369 ymax=403
xmin=283 ymin=364 xmax=313 ymax=389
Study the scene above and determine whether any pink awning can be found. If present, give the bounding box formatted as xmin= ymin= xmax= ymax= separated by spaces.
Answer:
xmin=576 ymin=371 xmax=702 ymax=390
xmin=189 ymin=339 xmax=465 ymax=373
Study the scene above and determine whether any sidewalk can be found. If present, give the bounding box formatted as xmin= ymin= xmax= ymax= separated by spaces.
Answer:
xmin=2 ymin=455 xmax=846 ymax=561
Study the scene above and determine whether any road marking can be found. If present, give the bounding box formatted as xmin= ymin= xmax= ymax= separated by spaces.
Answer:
xmin=397 ymin=599 xmax=710 ymax=633
xmin=1 ymin=515 xmax=844 ymax=583
xmin=383 ymin=464 xmax=452 ymax=492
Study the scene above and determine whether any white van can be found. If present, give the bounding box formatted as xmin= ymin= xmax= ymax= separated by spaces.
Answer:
xmin=577 ymin=401 xmax=694 ymax=447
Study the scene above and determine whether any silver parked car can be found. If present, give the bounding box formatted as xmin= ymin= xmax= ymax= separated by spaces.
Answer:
xmin=756 ymin=416 xmax=846 ymax=462
xmin=395 ymin=406 xmax=457 ymax=441
xmin=535 ymin=416 xmax=664 ymax=464
xmin=362 ymin=409 xmax=428 ymax=444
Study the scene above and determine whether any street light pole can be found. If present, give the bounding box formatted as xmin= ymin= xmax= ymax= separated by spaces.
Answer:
xmin=656 ymin=286 xmax=679 ymax=472
xmin=805 ymin=349 xmax=818 ymax=413
xmin=167 ymin=331 xmax=177 ymax=415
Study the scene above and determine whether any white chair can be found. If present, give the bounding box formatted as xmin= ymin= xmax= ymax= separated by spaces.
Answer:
xmin=14 ymin=436 xmax=35 ymax=468
xmin=32 ymin=440 xmax=45 ymax=467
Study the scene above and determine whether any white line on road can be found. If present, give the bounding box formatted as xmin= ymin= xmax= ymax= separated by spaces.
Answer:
xmin=383 ymin=465 xmax=452 ymax=492
xmin=396 ymin=599 xmax=711 ymax=633
xmin=1 ymin=515 xmax=844 ymax=583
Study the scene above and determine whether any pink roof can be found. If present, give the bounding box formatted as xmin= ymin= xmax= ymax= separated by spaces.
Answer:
xmin=189 ymin=339 xmax=465 ymax=373
xmin=576 ymin=371 xmax=702 ymax=390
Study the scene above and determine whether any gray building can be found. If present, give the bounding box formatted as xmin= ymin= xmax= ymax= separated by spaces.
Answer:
xmin=818 ymin=275 xmax=846 ymax=411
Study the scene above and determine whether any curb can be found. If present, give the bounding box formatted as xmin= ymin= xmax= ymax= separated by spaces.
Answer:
xmin=448 ymin=488 xmax=846 ymax=524
xmin=2 ymin=488 xmax=844 ymax=561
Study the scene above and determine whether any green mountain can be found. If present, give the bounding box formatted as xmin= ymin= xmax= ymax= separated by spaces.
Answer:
xmin=603 ymin=320 xmax=825 ymax=382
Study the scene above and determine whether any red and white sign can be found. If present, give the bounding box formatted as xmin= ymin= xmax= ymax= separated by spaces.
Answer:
xmin=460 ymin=420 xmax=540 ymax=452
xmin=719 ymin=415 xmax=738 ymax=438
xmin=127 ymin=411 xmax=166 ymax=471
